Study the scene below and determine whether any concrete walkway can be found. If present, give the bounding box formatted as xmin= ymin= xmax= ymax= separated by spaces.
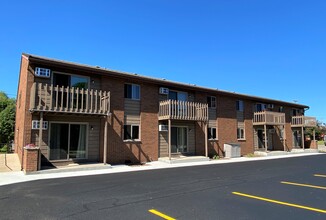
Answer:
xmin=0 ymin=153 xmax=21 ymax=172
xmin=0 ymin=151 xmax=324 ymax=187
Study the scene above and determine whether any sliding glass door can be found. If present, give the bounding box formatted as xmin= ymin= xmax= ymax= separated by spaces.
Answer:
xmin=171 ymin=127 xmax=188 ymax=153
xmin=49 ymin=123 xmax=87 ymax=160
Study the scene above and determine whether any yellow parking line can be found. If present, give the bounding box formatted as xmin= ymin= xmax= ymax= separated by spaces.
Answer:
xmin=232 ymin=192 xmax=326 ymax=214
xmin=148 ymin=209 xmax=176 ymax=220
xmin=281 ymin=181 xmax=326 ymax=190
xmin=314 ymin=174 xmax=326 ymax=178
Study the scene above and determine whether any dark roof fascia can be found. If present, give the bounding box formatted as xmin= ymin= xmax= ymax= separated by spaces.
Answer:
xmin=23 ymin=53 xmax=309 ymax=109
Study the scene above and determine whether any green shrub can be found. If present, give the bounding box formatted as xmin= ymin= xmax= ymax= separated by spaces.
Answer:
xmin=0 ymin=145 xmax=8 ymax=153
xmin=212 ymin=155 xmax=220 ymax=160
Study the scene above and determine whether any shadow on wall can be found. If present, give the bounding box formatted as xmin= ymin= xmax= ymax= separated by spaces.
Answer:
xmin=108 ymin=113 xmax=151 ymax=165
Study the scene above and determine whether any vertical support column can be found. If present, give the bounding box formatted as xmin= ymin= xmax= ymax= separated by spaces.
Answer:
xmin=103 ymin=117 xmax=108 ymax=165
xmin=168 ymin=119 xmax=171 ymax=161
xmin=264 ymin=124 xmax=267 ymax=152
xmin=205 ymin=122 xmax=208 ymax=157
xmin=38 ymin=112 xmax=43 ymax=171
xmin=283 ymin=125 xmax=286 ymax=151
xmin=301 ymin=126 xmax=304 ymax=149
xmin=313 ymin=128 xmax=316 ymax=145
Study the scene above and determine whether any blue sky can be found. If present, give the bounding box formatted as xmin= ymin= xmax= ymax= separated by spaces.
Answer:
xmin=0 ymin=0 xmax=325 ymax=121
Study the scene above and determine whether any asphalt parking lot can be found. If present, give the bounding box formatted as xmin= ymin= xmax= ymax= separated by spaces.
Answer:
xmin=0 ymin=154 xmax=325 ymax=219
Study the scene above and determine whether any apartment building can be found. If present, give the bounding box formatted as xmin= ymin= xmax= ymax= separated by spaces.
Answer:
xmin=15 ymin=53 xmax=317 ymax=172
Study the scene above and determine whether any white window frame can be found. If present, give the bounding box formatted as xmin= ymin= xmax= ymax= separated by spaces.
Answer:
xmin=35 ymin=67 xmax=51 ymax=78
xmin=208 ymin=127 xmax=217 ymax=140
xmin=237 ymin=127 xmax=245 ymax=140
xmin=123 ymin=124 xmax=140 ymax=141
xmin=32 ymin=120 xmax=48 ymax=130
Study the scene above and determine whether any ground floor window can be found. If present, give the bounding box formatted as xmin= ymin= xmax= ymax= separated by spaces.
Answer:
xmin=124 ymin=125 xmax=140 ymax=140
xmin=237 ymin=128 xmax=245 ymax=140
xmin=208 ymin=127 xmax=217 ymax=140
xmin=49 ymin=123 xmax=87 ymax=160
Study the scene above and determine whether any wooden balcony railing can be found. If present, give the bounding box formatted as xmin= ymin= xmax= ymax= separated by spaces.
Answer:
xmin=29 ymin=82 xmax=110 ymax=116
xmin=253 ymin=111 xmax=285 ymax=126
xmin=159 ymin=100 xmax=208 ymax=121
xmin=291 ymin=116 xmax=317 ymax=127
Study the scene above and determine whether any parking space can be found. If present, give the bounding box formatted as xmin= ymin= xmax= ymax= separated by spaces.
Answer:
xmin=232 ymin=173 xmax=326 ymax=216
xmin=1 ymin=154 xmax=325 ymax=219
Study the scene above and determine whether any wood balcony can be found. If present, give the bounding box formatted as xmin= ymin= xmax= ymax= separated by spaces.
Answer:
xmin=159 ymin=100 xmax=208 ymax=121
xmin=29 ymin=82 xmax=110 ymax=116
xmin=291 ymin=116 xmax=317 ymax=127
xmin=253 ymin=111 xmax=285 ymax=126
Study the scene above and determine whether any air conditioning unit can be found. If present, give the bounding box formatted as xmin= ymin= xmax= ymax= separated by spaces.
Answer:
xmin=267 ymin=104 xmax=274 ymax=109
xmin=35 ymin=67 xmax=51 ymax=78
xmin=159 ymin=87 xmax=169 ymax=95
xmin=159 ymin=124 xmax=168 ymax=131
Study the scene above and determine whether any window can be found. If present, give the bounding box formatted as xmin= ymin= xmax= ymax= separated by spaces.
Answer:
xmin=237 ymin=128 xmax=245 ymax=139
xmin=279 ymin=106 xmax=284 ymax=112
xmin=35 ymin=67 xmax=51 ymax=78
xmin=292 ymin=108 xmax=302 ymax=116
xmin=124 ymin=125 xmax=140 ymax=140
xmin=124 ymin=84 xmax=140 ymax=100
xmin=208 ymin=127 xmax=217 ymax=140
xmin=255 ymin=103 xmax=267 ymax=112
xmin=32 ymin=120 xmax=48 ymax=130
xmin=236 ymin=100 xmax=244 ymax=111
xmin=207 ymin=96 xmax=216 ymax=108
xmin=53 ymin=73 xmax=89 ymax=89
xmin=168 ymin=91 xmax=187 ymax=101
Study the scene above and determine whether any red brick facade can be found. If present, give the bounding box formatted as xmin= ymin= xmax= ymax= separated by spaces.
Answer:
xmin=15 ymin=54 xmax=316 ymax=171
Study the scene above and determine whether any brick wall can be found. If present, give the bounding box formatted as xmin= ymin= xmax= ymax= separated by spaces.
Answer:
xmin=14 ymin=56 xmax=34 ymax=168
xmin=140 ymin=83 xmax=159 ymax=162
xmin=23 ymin=147 xmax=39 ymax=173
xmin=217 ymin=96 xmax=238 ymax=155
xmin=101 ymin=76 xmax=125 ymax=164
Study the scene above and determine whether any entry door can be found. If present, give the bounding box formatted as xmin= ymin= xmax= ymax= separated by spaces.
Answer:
xmin=49 ymin=123 xmax=87 ymax=160
xmin=171 ymin=127 xmax=188 ymax=153
xmin=257 ymin=129 xmax=266 ymax=149
xmin=293 ymin=130 xmax=302 ymax=147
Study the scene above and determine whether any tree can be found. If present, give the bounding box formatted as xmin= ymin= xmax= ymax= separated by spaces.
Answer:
xmin=305 ymin=120 xmax=326 ymax=140
xmin=0 ymin=92 xmax=15 ymax=144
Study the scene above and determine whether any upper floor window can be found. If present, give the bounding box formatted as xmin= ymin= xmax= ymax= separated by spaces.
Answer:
xmin=292 ymin=108 xmax=303 ymax=116
xmin=124 ymin=84 xmax=140 ymax=100
xmin=236 ymin=100 xmax=244 ymax=111
xmin=208 ymin=127 xmax=217 ymax=140
xmin=207 ymin=96 xmax=216 ymax=108
xmin=279 ymin=106 xmax=284 ymax=112
xmin=53 ymin=73 xmax=89 ymax=89
xmin=168 ymin=91 xmax=187 ymax=101
xmin=255 ymin=103 xmax=267 ymax=112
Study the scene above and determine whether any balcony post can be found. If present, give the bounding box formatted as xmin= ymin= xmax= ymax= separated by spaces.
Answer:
xmin=103 ymin=117 xmax=108 ymax=165
xmin=168 ymin=119 xmax=171 ymax=161
xmin=283 ymin=125 xmax=286 ymax=151
xmin=301 ymin=126 xmax=304 ymax=149
xmin=264 ymin=124 xmax=267 ymax=152
xmin=38 ymin=112 xmax=43 ymax=170
xmin=205 ymin=122 xmax=208 ymax=157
